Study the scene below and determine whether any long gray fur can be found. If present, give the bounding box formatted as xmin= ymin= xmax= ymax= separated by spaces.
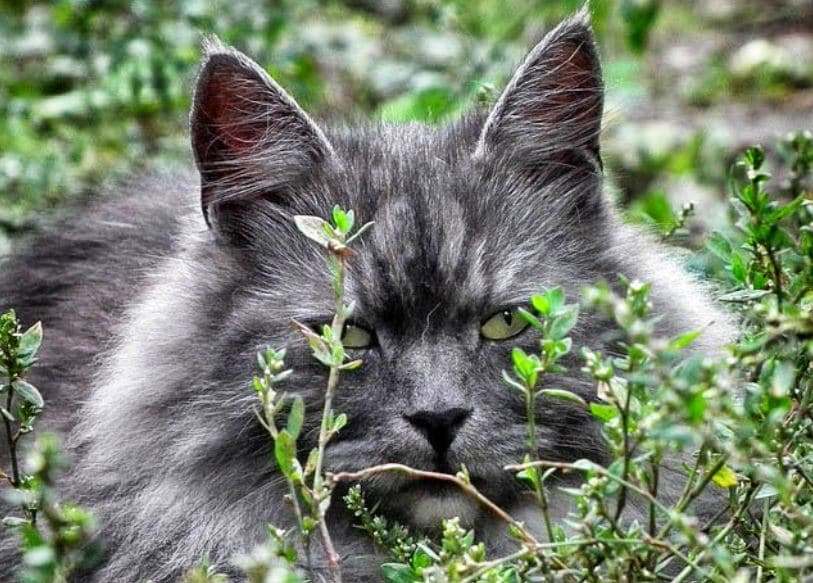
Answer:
xmin=0 ymin=11 xmax=735 ymax=582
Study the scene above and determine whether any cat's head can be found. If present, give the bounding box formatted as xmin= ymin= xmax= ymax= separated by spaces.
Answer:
xmin=188 ymin=10 xmax=612 ymax=529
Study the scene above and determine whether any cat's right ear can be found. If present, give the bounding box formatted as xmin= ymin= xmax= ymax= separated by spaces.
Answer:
xmin=190 ymin=37 xmax=334 ymax=229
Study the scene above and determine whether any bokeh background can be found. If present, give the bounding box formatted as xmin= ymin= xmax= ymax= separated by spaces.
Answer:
xmin=1 ymin=0 xmax=812 ymax=266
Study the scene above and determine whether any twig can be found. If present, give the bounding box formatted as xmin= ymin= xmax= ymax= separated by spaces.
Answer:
xmin=329 ymin=463 xmax=539 ymax=546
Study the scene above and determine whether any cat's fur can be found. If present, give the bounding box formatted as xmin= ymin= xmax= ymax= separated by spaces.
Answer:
xmin=0 ymin=11 xmax=735 ymax=582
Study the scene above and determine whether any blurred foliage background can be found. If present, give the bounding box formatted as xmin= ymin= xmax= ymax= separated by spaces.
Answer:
xmin=1 ymin=0 xmax=812 ymax=259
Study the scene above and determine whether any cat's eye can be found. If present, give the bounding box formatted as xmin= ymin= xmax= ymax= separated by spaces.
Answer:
xmin=480 ymin=308 xmax=528 ymax=341
xmin=341 ymin=323 xmax=375 ymax=348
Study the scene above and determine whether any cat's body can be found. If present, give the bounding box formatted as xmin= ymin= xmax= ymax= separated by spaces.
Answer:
xmin=0 ymin=12 xmax=735 ymax=582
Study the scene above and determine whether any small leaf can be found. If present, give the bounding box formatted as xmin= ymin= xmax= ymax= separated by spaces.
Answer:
xmin=294 ymin=215 xmax=333 ymax=248
xmin=12 ymin=380 xmax=43 ymax=409
xmin=669 ymin=329 xmax=701 ymax=350
xmin=286 ymin=397 xmax=305 ymax=440
xmin=380 ymin=563 xmax=418 ymax=583
xmin=18 ymin=322 xmax=42 ymax=359
xmin=754 ymin=484 xmax=778 ymax=500
xmin=274 ymin=430 xmax=297 ymax=478
xmin=706 ymin=232 xmax=732 ymax=261
xmin=549 ymin=305 xmax=579 ymax=339
xmin=2 ymin=516 xmax=28 ymax=528
xmin=339 ymin=359 xmax=363 ymax=371
xmin=332 ymin=413 xmax=347 ymax=433
xmin=590 ymin=402 xmax=619 ymax=422
xmin=536 ymin=389 xmax=587 ymax=407
xmin=711 ymin=464 xmax=738 ymax=489
xmin=530 ymin=294 xmax=551 ymax=316
xmin=718 ymin=289 xmax=772 ymax=303
xmin=501 ymin=370 xmax=527 ymax=395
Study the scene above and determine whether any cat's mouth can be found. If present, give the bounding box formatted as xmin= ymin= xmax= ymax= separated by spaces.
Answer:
xmin=396 ymin=479 xmax=480 ymax=529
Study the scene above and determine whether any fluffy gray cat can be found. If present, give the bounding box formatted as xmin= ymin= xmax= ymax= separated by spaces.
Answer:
xmin=0 ymin=11 xmax=734 ymax=582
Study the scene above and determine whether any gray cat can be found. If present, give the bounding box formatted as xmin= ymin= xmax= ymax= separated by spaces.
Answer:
xmin=0 ymin=11 xmax=734 ymax=582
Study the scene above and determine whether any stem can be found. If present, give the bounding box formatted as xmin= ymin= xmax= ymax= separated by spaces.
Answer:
xmin=756 ymin=497 xmax=769 ymax=583
xmin=3 ymin=384 xmax=20 ymax=488
xmin=310 ymin=255 xmax=348 ymax=583
xmin=524 ymin=381 xmax=555 ymax=542
xmin=613 ymin=378 xmax=634 ymax=524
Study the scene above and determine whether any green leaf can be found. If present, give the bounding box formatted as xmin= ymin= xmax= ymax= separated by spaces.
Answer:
xmin=711 ymin=464 xmax=738 ymax=489
xmin=571 ymin=459 xmax=599 ymax=472
xmin=669 ymin=329 xmax=702 ymax=350
xmin=549 ymin=304 xmax=579 ymax=339
xmin=511 ymin=348 xmax=538 ymax=387
xmin=536 ymin=389 xmax=587 ymax=407
xmin=332 ymin=206 xmax=349 ymax=233
xmin=706 ymin=232 xmax=732 ymax=261
xmin=530 ymin=294 xmax=551 ymax=316
xmin=12 ymin=380 xmax=43 ymax=409
xmin=380 ymin=563 xmax=418 ymax=583
xmin=590 ymin=402 xmax=619 ymax=422
xmin=718 ymin=289 xmax=772 ymax=303
xmin=274 ymin=430 xmax=297 ymax=478
xmin=501 ymin=370 xmax=527 ymax=395
xmin=332 ymin=413 xmax=347 ymax=433
xmin=293 ymin=215 xmax=333 ymax=248
xmin=286 ymin=397 xmax=305 ymax=440
xmin=18 ymin=321 xmax=42 ymax=359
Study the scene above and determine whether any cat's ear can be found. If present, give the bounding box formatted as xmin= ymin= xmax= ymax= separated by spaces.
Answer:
xmin=475 ymin=9 xmax=603 ymax=168
xmin=191 ymin=37 xmax=334 ymax=227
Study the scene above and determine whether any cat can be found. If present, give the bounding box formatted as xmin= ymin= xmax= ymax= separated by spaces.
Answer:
xmin=0 ymin=9 xmax=735 ymax=582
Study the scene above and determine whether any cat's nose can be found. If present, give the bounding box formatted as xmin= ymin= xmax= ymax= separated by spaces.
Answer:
xmin=404 ymin=408 xmax=472 ymax=455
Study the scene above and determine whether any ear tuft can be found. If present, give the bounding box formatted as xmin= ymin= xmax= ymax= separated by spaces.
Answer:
xmin=476 ymin=9 xmax=604 ymax=166
xmin=190 ymin=40 xmax=333 ymax=227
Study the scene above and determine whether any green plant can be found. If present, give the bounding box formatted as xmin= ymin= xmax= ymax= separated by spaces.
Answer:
xmin=1 ymin=311 xmax=97 ymax=583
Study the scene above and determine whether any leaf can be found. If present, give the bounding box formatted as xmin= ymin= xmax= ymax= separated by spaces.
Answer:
xmin=549 ymin=305 xmax=579 ymax=339
xmin=706 ymin=232 xmax=732 ymax=261
xmin=711 ymin=464 xmax=738 ymax=489
xmin=536 ymin=389 xmax=587 ymax=407
xmin=274 ymin=430 xmax=297 ymax=478
xmin=332 ymin=206 xmax=350 ymax=233
xmin=286 ymin=397 xmax=305 ymax=440
xmin=380 ymin=563 xmax=418 ymax=583
xmin=332 ymin=413 xmax=347 ymax=433
xmin=530 ymin=294 xmax=551 ymax=316
xmin=23 ymin=546 xmax=56 ymax=568
xmin=718 ymin=289 xmax=772 ymax=303
xmin=590 ymin=402 xmax=619 ymax=422
xmin=754 ymin=484 xmax=778 ymax=500
xmin=18 ymin=322 xmax=42 ymax=359
xmin=293 ymin=215 xmax=332 ymax=248
xmin=571 ymin=459 xmax=599 ymax=472
xmin=12 ymin=380 xmax=43 ymax=409
xmin=2 ymin=516 xmax=28 ymax=528
xmin=501 ymin=370 xmax=527 ymax=395
xmin=669 ymin=329 xmax=701 ymax=350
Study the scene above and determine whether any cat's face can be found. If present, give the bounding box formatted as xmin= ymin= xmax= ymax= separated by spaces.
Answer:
xmin=190 ymin=14 xmax=611 ymax=530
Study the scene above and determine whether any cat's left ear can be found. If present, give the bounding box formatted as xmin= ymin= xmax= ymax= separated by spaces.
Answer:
xmin=475 ymin=9 xmax=603 ymax=168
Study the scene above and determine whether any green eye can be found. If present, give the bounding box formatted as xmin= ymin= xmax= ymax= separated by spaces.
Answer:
xmin=341 ymin=324 xmax=374 ymax=348
xmin=480 ymin=308 xmax=529 ymax=340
